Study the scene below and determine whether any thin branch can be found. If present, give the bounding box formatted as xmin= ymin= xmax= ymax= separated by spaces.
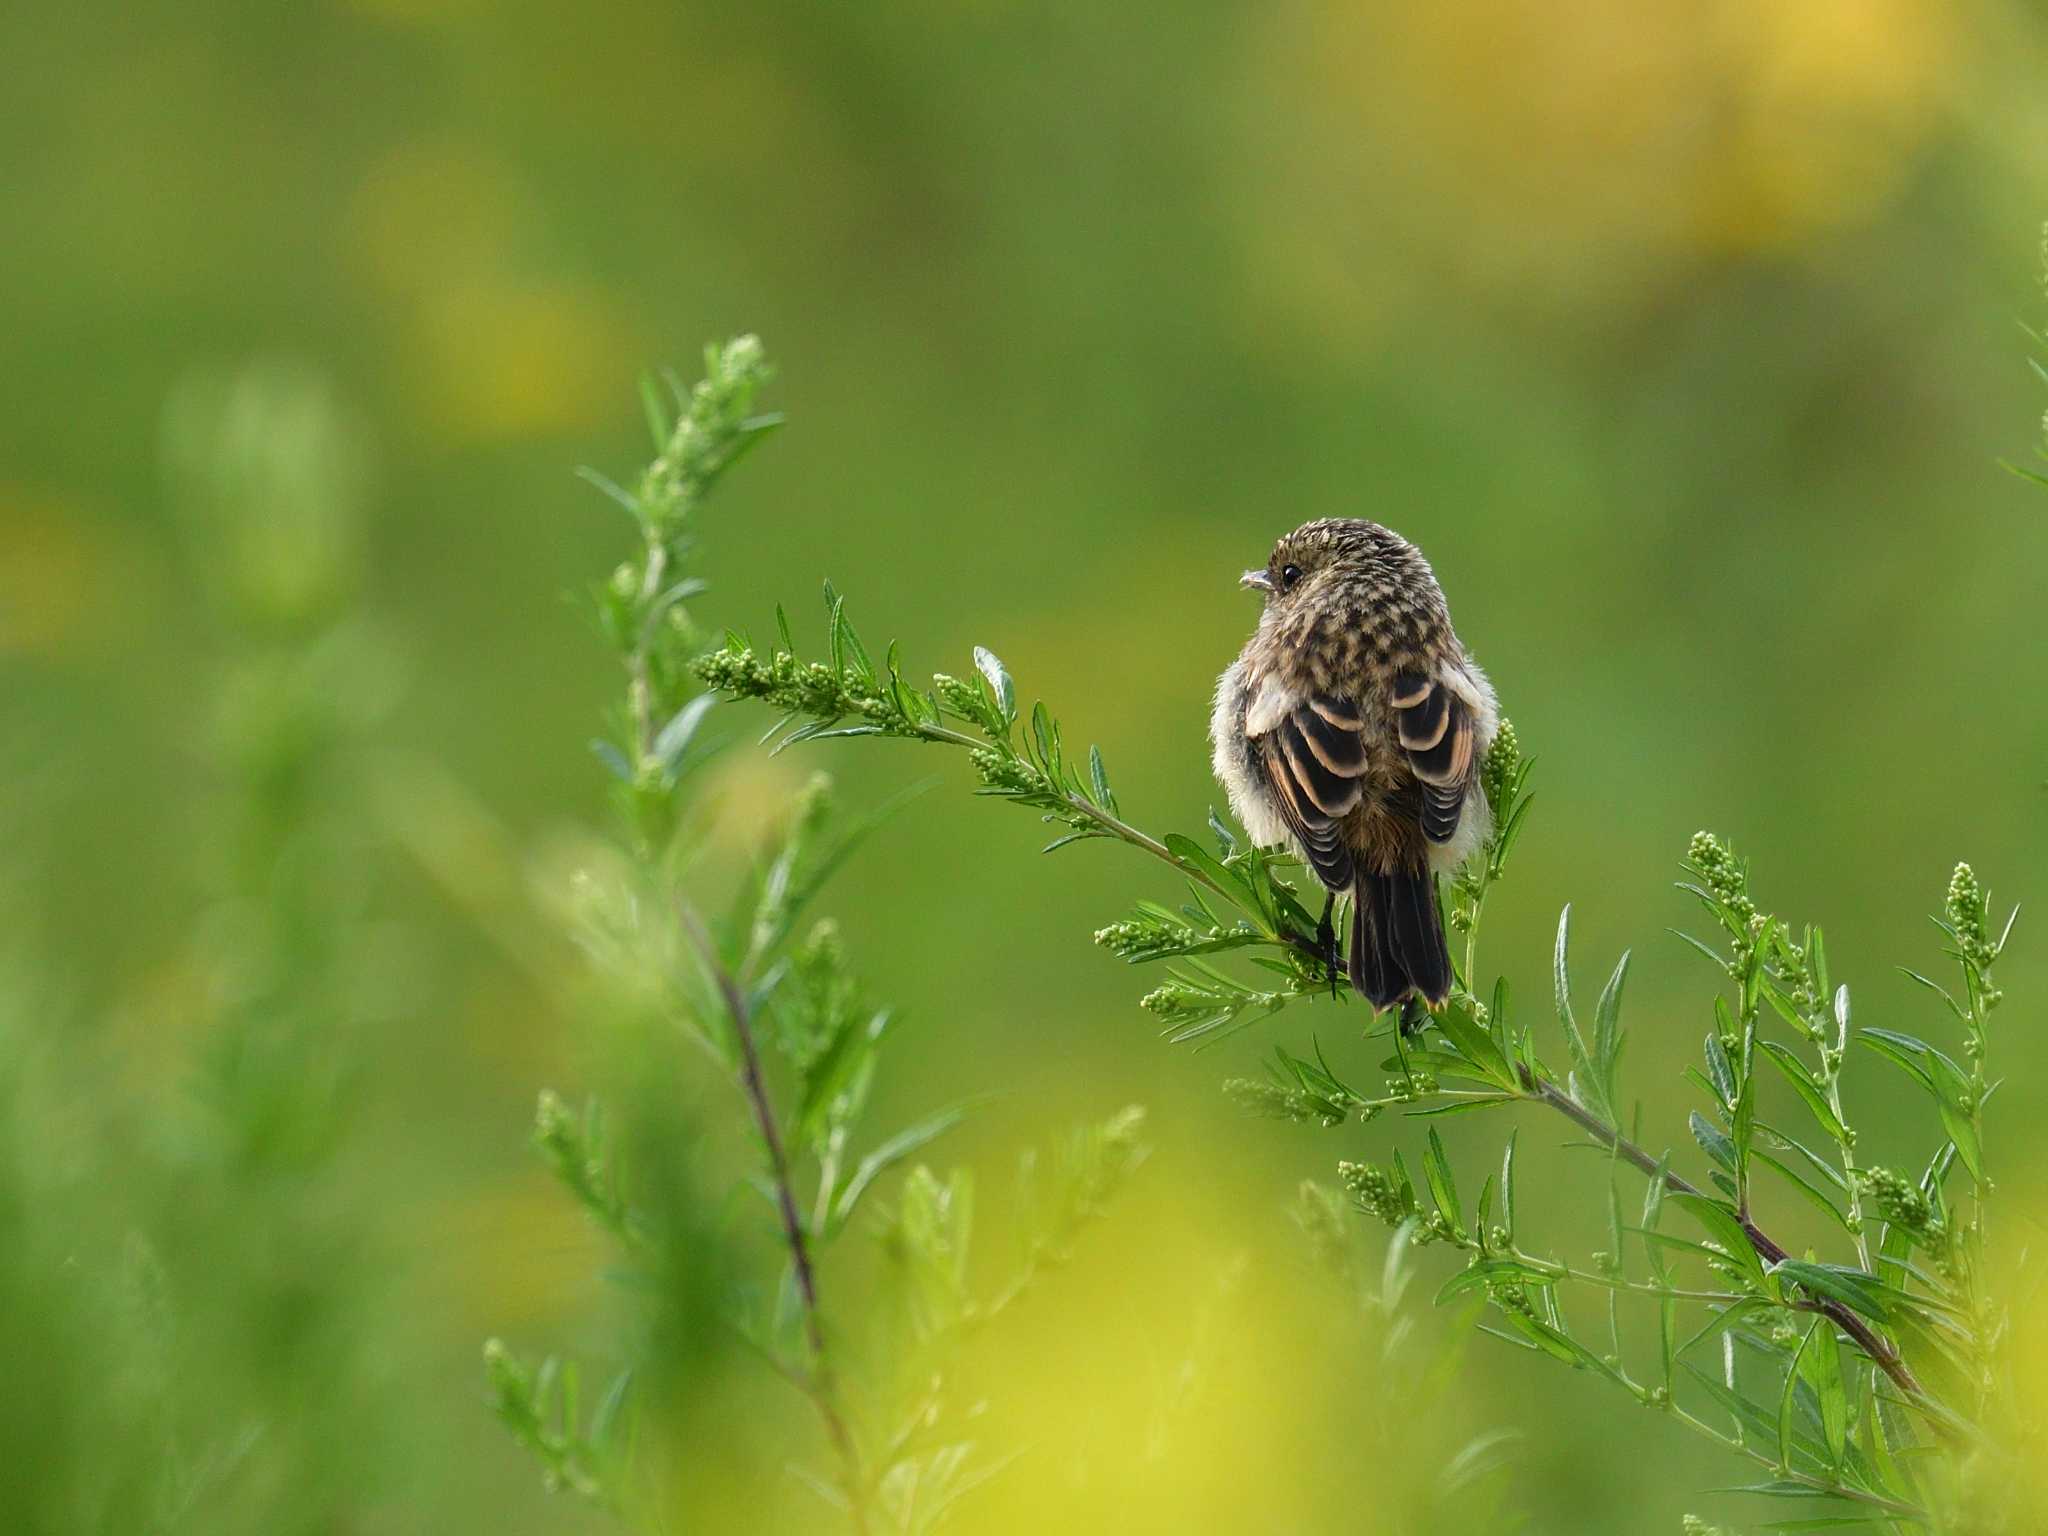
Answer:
xmin=1663 ymin=1402 xmax=1929 ymax=1521
xmin=1520 ymin=1070 xmax=1933 ymax=1411
xmin=908 ymin=719 xmax=1336 ymax=972
xmin=678 ymin=900 xmax=870 ymax=1534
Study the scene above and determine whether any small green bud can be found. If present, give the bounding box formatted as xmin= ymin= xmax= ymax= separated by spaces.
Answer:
xmin=969 ymin=747 xmax=1045 ymax=796
xmin=1479 ymin=718 xmax=1522 ymax=817
xmin=1859 ymin=1166 xmax=1943 ymax=1245
xmin=1224 ymin=1078 xmax=1318 ymax=1123
xmin=1686 ymin=830 xmax=1758 ymax=930
xmin=1338 ymin=1161 xmax=1416 ymax=1228
xmin=931 ymin=672 xmax=981 ymax=719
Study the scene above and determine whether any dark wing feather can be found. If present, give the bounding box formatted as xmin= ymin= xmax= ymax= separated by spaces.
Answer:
xmin=1391 ymin=669 xmax=1476 ymax=845
xmin=1253 ymin=693 xmax=1369 ymax=893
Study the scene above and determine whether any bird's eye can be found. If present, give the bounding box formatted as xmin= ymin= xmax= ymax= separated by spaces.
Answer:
xmin=1280 ymin=564 xmax=1302 ymax=589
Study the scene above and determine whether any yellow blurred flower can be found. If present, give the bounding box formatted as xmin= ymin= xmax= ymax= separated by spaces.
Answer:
xmin=347 ymin=140 xmax=637 ymax=442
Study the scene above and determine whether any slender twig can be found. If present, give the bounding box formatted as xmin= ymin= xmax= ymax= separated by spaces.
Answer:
xmin=678 ymin=901 xmax=870 ymax=1533
xmin=1663 ymin=1401 xmax=1929 ymax=1521
xmin=747 ymin=679 xmax=1954 ymax=1438
xmin=908 ymin=719 xmax=1337 ymax=972
xmin=628 ymin=533 xmax=668 ymax=765
xmin=1520 ymin=1069 xmax=1931 ymax=1409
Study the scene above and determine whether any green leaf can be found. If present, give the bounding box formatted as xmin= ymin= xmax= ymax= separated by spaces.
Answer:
xmin=1404 ymin=1094 xmax=1517 ymax=1117
xmin=1751 ymin=1150 xmax=1851 ymax=1231
xmin=1705 ymin=1034 xmax=1736 ymax=1108
xmin=1896 ymin=966 xmax=1966 ymax=1021
xmin=1433 ymin=998 xmax=1518 ymax=1089
xmin=1690 ymin=1111 xmax=1738 ymax=1174
xmin=1206 ymin=807 xmax=1238 ymax=856
xmin=1794 ymin=1313 xmax=1849 ymax=1468
xmin=1860 ymin=1028 xmax=1972 ymax=1105
xmin=1855 ymin=1031 xmax=1936 ymax=1095
xmin=1778 ymin=1315 xmax=1818 ymax=1469
xmin=1756 ymin=1041 xmax=1849 ymax=1144
xmin=590 ymin=1367 xmax=633 ymax=1450
xmin=795 ymin=1007 xmax=891 ymax=1147
xmin=1552 ymin=905 xmax=1606 ymax=1116
xmin=1029 ymin=700 xmax=1061 ymax=777
xmin=1670 ymin=927 xmax=1729 ymax=969
xmin=1500 ymin=1130 xmax=1518 ymax=1244
xmin=575 ymin=464 xmax=642 ymax=518
xmin=829 ymin=1101 xmax=978 ymax=1233
xmin=1436 ymin=1256 xmax=1553 ymax=1306
xmin=1669 ymin=1193 xmax=1770 ymax=1294
xmin=639 ymin=374 xmax=669 ymax=449
xmin=1087 ymin=744 xmax=1116 ymax=813
xmin=1162 ymin=833 xmax=1255 ymax=913
xmin=1937 ymin=1101 xmax=1984 ymax=1181
xmin=1592 ymin=948 xmax=1630 ymax=1103
xmin=1858 ymin=1369 xmax=1905 ymax=1500
xmin=590 ymin=738 xmax=632 ymax=782
xmin=1771 ymin=1260 xmax=1891 ymax=1324
xmin=1500 ymin=1309 xmax=1629 ymax=1386
xmin=1423 ymin=1128 xmax=1463 ymax=1229
xmin=1758 ymin=1127 xmax=1849 ymax=1190
xmin=972 ymin=645 xmax=1016 ymax=725
xmin=1489 ymin=974 xmax=1515 ymax=1069
xmin=652 ymin=695 xmax=718 ymax=773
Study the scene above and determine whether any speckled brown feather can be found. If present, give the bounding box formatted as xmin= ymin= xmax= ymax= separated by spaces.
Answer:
xmin=1210 ymin=518 xmax=1499 ymax=1009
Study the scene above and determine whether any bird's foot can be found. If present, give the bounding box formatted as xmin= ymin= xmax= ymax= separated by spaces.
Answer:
xmin=1398 ymin=995 xmax=1429 ymax=1040
xmin=1316 ymin=895 xmax=1341 ymax=1001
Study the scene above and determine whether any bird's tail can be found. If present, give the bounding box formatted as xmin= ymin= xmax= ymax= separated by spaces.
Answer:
xmin=1348 ymin=867 xmax=1453 ymax=1011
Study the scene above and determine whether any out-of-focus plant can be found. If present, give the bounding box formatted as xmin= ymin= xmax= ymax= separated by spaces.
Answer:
xmin=697 ymin=544 xmax=2022 ymax=1531
xmin=0 ymin=364 xmax=412 ymax=1534
xmin=2008 ymin=218 xmax=2048 ymax=491
xmin=1290 ymin=1185 xmax=1521 ymax=1531
xmin=486 ymin=339 xmax=1146 ymax=1535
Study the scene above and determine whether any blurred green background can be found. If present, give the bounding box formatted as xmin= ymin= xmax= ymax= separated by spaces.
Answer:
xmin=7 ymin=1 xmax=2048 ymax=1531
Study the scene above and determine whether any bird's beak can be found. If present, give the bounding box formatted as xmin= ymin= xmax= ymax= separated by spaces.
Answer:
xmin=1239 ymin=568 xmax=1274 ymax=593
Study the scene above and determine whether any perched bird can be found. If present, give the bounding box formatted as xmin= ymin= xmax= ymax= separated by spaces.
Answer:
xmin=1210 ymin=519 xmax=1499 ymax=1010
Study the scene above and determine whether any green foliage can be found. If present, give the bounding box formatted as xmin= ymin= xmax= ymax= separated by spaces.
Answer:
xmin=700 ymin=558 xmax=2025 ymax=1532
xmin=0 ymin=364 xmax=413 ymax=1534
xmin=488 ymin=342 xmax=1147 ymax=1534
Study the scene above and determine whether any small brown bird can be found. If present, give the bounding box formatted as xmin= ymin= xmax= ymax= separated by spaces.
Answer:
xmin=1210 ymin=519 xmax=1499 ymax=1010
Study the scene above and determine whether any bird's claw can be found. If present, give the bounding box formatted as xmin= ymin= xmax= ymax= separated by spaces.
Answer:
xmin=1316 ymin=895 xmax=1341 ymax=1001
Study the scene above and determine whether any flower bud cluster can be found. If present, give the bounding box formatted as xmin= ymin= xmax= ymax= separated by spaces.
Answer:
xmin=1859 ymin=1166 xmax=1944 ymax=1244
xmin=1338 ymin=1161 xmax=1417 ymax=1229
xmin=1224 ymin=1078 xmax=1322 ymax=1123
xmin=1947 ymin=862 xmax=1999 ymax=976
xmin=969 ymin=747 xmax=1049 ymax=796
xmin=1479 ymin=718 xmax=1521 ymax=817
xmin=1687 ymin=831 xmax=1756 ymax=933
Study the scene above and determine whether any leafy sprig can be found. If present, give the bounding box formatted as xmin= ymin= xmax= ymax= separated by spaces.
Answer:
xmin=697 ymin=585 xmax=2018 ymax=1530
xmin=487 ymin=342 xmax=1147 ymax=1536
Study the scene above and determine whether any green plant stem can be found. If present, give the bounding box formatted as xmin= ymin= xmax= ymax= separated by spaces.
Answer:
xmin=1519 ymin=1259 xmax=1738 ymax=1307
xmin=628 ymin=531 xmax=668 ymax=767
xmin=900 ymin=703 xmax=1934 ymax=1411
xmin=1518 ymin=1070 xmax=1931 ymax=1410
xmin=678 ymin=901 xmax=870 ymax=1533
xmin=1663 ymin=1401 xmax=1929 ymax=1521
xmin=910 ymin=720 xmax=1334 ymax=970
xmin=1822 ymin=1070 xmax=1872 ymax=1272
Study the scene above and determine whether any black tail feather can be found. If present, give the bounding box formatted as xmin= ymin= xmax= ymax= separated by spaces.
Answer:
xmin=1347 ymin=868 xmax=1453 ymax=1011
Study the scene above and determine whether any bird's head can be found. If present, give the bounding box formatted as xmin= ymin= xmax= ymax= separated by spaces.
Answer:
xmin=1239 ymin=518 xmax=1416 ymax=613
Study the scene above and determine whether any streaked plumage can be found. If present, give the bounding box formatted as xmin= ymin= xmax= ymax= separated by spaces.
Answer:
xmin=1209 ymin=519 xmax=1498 ymax=1009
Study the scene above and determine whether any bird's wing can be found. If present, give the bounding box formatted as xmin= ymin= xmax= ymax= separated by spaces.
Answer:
xmin=1389 ymin=667 xmax=1477 ymax=844
xmin=1247 ymin=681 xmax=1368 ymax=890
